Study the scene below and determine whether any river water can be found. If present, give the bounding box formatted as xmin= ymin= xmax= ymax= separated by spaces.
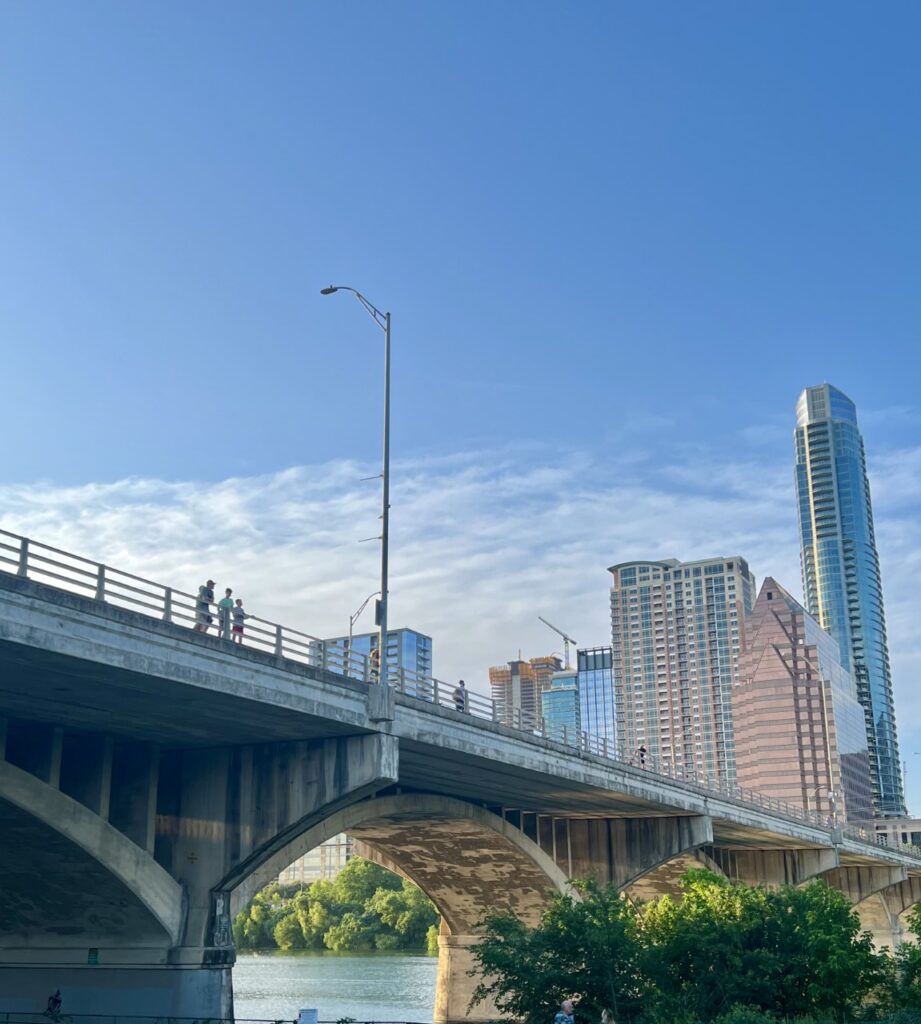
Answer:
xmin=233 ymin=951 xmax=438 ymax=1022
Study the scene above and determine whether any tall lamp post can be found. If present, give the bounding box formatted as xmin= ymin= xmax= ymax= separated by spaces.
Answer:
xmin=321 ymin=286 xmax=391 ymax=686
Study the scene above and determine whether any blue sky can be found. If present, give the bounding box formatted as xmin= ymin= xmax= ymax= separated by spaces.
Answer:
xmin=1 ymin=3 xmax=920 ymax=807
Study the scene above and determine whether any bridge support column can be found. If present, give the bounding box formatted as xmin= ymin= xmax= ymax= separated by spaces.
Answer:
xmin=435 ymin=933 xmax=496 ymax=1024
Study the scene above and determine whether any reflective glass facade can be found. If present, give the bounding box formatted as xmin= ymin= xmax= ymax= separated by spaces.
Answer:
xmin=795 ymin=384 xmax=904 ymax=815
xmin=541 ymin=669 xmax=581 ymax=743
xmin=577 ymin=646 xmax=615 ymax=748
xmin=609 ymin=556 xmax=754 ymax=782
xmin=325 ymin=627 xmax=433 ymax=699
xmin=734 ymin=577 xmax=872 ymax=822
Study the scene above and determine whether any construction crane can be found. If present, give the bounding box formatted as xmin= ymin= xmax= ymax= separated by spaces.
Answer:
xmin=538 ymin=616 xmax=577 ymax=670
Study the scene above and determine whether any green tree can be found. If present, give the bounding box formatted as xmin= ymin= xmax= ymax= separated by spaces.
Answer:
xmin=332 ymin=858 xmax=402 ymax=908
xmin=640 ymin=870 xmax=879 ymax=1023
xmin=367 ymin=879 xmax=439 ymax=947
xmin=324 ymin=910 xmax=379 ymax=951
xmin=274 ymin=911 xmax=307 ymax=950
xmin=471 ymin=879 xmax=645 ymax=1024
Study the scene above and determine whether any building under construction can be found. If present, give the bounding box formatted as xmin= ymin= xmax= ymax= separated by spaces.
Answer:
xmin=488 ymin=655 xmax=562 ymax=727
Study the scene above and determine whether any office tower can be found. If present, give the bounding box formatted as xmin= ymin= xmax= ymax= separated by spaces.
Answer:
xmin=795 ymin=384 xmax=904 ymax=815
xmin=609 ymin=557 xmax=755 ymax=782
xmin=577 ymin=646 xmax=615 ymax=750
xmin=325 ymin=627 xmax=433 ymax=697
xmin=734 ymin=578 xmax=872 ymax=822
xmin=489 ymin=655 xmax=562 ymax=726
xmin=541 ymin=668 xmax=581 ymax=743
xmin=278 ymin=834 xmax=353 ymax=885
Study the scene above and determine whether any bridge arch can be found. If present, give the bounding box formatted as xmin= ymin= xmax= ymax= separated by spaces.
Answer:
xmin=623 ymin=848 xmax=726 ymax=903
xmin=228 ymin=793 xmax=571 ymax=1024
xmin=231 ymin=793 xmax=570 ymax=931
xmin=0 ymin=760 xmax=183 ymax=947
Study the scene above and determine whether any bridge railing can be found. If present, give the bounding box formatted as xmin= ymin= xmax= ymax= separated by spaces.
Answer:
xmin=0 ymin=529 xmax=373 ymax=682
xmin=2 ymin=527 xmax=920 ymax=863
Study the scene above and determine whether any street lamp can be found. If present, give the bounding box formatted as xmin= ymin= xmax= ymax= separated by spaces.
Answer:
xmin=321 ymin=285 xmax=392 ymax=686
xmin=347 ymin=591 xmax=380 ymax=678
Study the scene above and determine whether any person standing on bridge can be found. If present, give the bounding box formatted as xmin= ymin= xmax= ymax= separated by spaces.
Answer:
xmin=232 ymin=598 xmax=249 ymax=644
xmin=194 ymin=579 xmax=215 ymax=633
xmin=453 ymin=679 xmax=468 ymax=713
xmin=217 ymin=588 xmax=234 ymax=640
xmin=554 ymin=999 xmax=575 ymax=1024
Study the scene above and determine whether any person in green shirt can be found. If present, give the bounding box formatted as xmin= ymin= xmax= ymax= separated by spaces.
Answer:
xmin=217 ymin=588 xmax=234 ymax=640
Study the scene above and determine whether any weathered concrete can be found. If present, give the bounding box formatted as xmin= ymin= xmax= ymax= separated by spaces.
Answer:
xmin=706 ymin=847 xmax=840 ymax=887
xmin=0 ymin=760 xmax=183 ymax=945
xmin=2 ymin=573 xmax=921 ymax=1019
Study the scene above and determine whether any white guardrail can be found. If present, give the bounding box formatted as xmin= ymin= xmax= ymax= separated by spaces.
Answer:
xmin=0 ymin=527 xmax=918 ymax=862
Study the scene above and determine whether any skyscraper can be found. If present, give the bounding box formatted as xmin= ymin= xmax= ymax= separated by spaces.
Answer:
xmin=609 ymin=557 xmax=755 ymax=782
xmin=325 ymin=627 xmax=433 ymax=698
xmin=489 ymin=655 xmax=562 ymax=726
xmin=734 ymin=577 xmax=872 ymax=822
xmin=577 ymin=646 xmax=615 ymax=749
xmin=795 ymin=384 xmax=904 ymax=816
xmin=541 ymin=668 xmax=582 ymax=744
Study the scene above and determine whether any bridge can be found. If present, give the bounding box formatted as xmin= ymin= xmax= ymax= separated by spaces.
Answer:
xmin=1 ymin=529 xmax=920 ymax=1021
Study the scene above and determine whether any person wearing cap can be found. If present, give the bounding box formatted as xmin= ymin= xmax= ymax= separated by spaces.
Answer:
xmin=194 ymin=579 xmax=215 ymax=633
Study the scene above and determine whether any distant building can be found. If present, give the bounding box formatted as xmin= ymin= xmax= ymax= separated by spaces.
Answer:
xmin=278 ymin=834 xmax=352 ymax=885
xmin=734 ymin=578 xmax=872 ymax=823
xmin=325 ymin=627 xmax=433 ymax=698
xmin=541 ymin=668 xmax=581 ymax=743
xmin=577 ymin=646 xmax=615 ymax=750
xmin=489 ymin=655 xmax=562 ymax=727
xmin=850 ymin=817 xmax=921 ymax=850
xmin=795 ymin=383 xmax=904 ymax=816
xmin=609 ymin=557 xmax=755 ymax=782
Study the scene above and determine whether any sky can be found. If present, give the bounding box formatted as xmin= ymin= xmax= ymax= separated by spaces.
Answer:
xmin=1 ymin=3 xmax=919 ymax=809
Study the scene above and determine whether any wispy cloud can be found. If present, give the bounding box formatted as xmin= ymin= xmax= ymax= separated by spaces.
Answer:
xmin=2 ymin=443 xmax=920 ymax=807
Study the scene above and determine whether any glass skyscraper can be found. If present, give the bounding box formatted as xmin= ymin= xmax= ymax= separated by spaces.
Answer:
xmin=541 ymin=669 xmax=582 ymax=744
xmin=795 ymin=383 xmax=904 ymax=816
xmin=325 ymin=627 xmax=433 ymax=699
xmin=734 ymin=577 xmax=872 ymax=822
xmin=577 ymin=646 xmax=615 ymax=749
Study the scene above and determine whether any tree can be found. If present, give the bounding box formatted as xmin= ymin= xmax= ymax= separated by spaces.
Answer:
xmin=274 ymin=912 xmax=306 ymax=950
xmin=324 ymin=910 xmax=379 ymax=951
xmin=367 ymin=879 xmax=439 ymax=947
xmin=640 ymin=870 xmax=880 ymax=1023
xmin=471 ymin=879 xmax=645 ymax=1024
xmin=332 ymin=858 xmax=402 ymax=908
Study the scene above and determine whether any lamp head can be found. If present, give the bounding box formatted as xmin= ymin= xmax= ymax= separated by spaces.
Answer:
xmin=320 ymin=286 xmax=339 ymax=295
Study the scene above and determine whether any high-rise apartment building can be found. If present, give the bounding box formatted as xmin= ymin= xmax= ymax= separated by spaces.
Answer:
xmin=489 ymin=655 xmax=562 ymax=726
xmin=734 ymin=578 xmax=872 ymax=822
xmin=577 ymin=646 xmax=615 ymax=749
xmin=541 ymin=668 xmax=581 ymax=742
xmin=278 ymin=834 xmax=353 ymax=885
xmin=609 ymin=557 xmax=755 ymax=781
xmin=325 ymin=627 xmax=433 ymax=698
xmin=795 ymin=384 xmax=904 ymax=816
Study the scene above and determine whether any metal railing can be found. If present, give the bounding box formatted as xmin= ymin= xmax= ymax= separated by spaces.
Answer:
xmin=0 ymin=1017 xmax=427 ymax=1024
xmin=0 ymin=530 xmax=373 ymax=682
xmin=1 ymin=527 xmax=919 ymax=863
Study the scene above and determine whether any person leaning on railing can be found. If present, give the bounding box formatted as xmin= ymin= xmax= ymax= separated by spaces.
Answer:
xmin=194 ymin=579 xmax=215 ymax=633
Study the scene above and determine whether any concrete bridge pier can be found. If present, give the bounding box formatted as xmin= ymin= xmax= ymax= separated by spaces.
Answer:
xmin=435 ymin=931 xmax=493 ymax=1024
xmin=0 ymin=721 xmax=398 ymax=1018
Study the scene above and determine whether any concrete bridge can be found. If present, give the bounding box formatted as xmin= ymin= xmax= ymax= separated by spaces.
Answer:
xmin=1 ymin=530 xmax=920 ymax=1021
